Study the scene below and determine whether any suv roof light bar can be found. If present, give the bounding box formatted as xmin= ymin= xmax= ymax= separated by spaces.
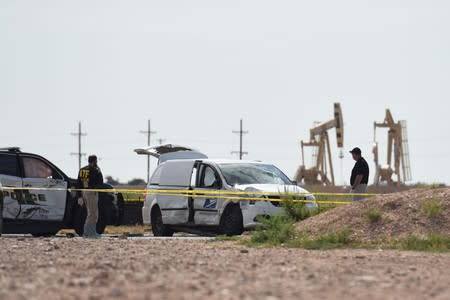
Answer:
xmin=0 ymin=147 xmax=21 ymax=153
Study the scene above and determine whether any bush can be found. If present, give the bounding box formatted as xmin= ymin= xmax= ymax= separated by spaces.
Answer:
xmin=397 ymin=234 xmax=450 ymax=252
xmin=289 ymin=229 xmax=353 ymax=250
xmin=366 ymin=209 xmax=382 ymax=223
xmin=280 ymin=192 xmax=318 ymax=221
xmin=249 ymin=215 xmax=295 ymax=246
xmin=415 ymin=183 xmax=446 ymax=189
xmin=421 ymin=198 xmax=443 ymax=218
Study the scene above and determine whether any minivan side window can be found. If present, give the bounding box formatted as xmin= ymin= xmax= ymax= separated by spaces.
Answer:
xmin=0 ymin=154 xmax=19 ymax=177
xmin=199 ymin=166 xmax=220 ymax=188
xmin=22 ymin=157 xmax=62 ymax=179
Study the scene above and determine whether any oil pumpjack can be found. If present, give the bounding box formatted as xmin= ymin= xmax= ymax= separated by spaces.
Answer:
xmin=294 ymin=103 xmax=344 ymax=185
xmin=373 ymin=109 xmax=412 ymax=185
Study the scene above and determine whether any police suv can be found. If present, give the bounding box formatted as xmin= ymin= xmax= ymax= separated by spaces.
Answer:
xmin=135 ymin=145 xmax=316 ymax=236
xmin=0 ymin=147 xmax=124 ymax=236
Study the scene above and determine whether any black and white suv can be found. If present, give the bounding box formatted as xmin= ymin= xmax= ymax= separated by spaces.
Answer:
xmin=0 ymin=147 xmax=124 ymax=236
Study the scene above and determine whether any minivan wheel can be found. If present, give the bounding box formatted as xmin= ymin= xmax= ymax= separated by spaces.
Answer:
xmin=220 ymin=204 xmax=244 ymax=236
xmin=151 ymin=207 xmax=174 ymax=237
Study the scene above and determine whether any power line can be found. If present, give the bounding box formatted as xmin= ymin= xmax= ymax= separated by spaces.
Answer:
xmin=231 ymin=118 xmax=248 ymax=160
xmin=140 ymin=119 xmax=157 ymax=183
xmin=70 ymin=121 xmax=87 ymax=170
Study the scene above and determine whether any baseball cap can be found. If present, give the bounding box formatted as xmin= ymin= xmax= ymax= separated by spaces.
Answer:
xmin=349 ymin=147 xmax=362 ymax=155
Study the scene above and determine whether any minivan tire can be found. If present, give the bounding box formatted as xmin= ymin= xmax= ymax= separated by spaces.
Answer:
xmin=151 ymin=206 xmax=174 ymax=237
xmin=220 ymin=204 xmax=244 ymax=236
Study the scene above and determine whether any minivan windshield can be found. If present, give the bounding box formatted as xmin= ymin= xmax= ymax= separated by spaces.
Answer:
xmin=218 ymin=163 xmax=292 ymax=186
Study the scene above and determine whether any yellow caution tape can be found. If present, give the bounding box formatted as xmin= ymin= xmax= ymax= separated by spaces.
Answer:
xmin=1 ymin=186 xmax=374 ymax=205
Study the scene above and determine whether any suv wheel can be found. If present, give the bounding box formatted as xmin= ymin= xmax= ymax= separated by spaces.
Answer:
xmin=151 ymin=206 xmax=174 ymax=237
xmin=220 ymin=204 xmax=244 ymax=236
xmin=73 ymin=205 xmax=86 ymax=236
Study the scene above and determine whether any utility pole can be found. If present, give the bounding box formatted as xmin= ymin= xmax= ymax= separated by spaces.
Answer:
xmin=157 ymin=138 xmax=166 ymax=145
xmin=232 ymin=118 xmax=248 ymax=160
xmin=71 ymin=121 xmax=87 ymax=170
xmin=140 ymin=119 xmax=157 ymax=183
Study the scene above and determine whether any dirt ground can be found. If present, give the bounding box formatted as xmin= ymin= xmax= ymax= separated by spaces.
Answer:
xmin=0 ymin=236 xmax=449 ymax=300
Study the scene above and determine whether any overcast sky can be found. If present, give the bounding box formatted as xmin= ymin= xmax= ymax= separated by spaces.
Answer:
xmin=1 ymin=0 xmax=449 ymax=185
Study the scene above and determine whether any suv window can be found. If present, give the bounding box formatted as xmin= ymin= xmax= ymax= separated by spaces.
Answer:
xmin=22 ymin=157 xmax=62 ymax=179
xmin=0 ymin=154 xmax=19 ymax=177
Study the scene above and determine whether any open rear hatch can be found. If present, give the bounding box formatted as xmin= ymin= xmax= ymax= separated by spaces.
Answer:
xmin=134 ymin=144 xmax=207 ymax=163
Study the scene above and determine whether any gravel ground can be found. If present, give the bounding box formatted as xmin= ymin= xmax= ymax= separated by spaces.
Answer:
xmin=1 ymin=236 xmax=449 ymax=300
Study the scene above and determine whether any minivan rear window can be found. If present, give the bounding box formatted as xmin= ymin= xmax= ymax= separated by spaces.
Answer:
xmin=150 ymin=165 xmax=163 ymax=185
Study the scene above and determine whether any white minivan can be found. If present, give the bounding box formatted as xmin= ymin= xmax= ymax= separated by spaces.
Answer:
xmin=136 ymin=145 xmax=316 ymax=236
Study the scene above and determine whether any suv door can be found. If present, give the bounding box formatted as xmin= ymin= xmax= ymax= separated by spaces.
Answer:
xmin=20 ymin=156 xmax=67 ymax=221
xmin=0 ymin=153 xmax=22 ymax=220
xmin=192 ymin=164 xmax=222 ymax=225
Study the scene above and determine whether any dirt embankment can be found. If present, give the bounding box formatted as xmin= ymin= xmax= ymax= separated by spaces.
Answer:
xmin=296 ymin=188 xmax=450 ymax=242
xmin=303 ymin=184 xmax=415 ymax=195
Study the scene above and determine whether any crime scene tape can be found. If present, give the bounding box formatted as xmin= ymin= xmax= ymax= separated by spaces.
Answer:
xmin=1 ymin=186 xmax=377 ymax=205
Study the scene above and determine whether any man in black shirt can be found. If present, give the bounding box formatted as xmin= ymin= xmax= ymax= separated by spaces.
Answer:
xmin=350 ymin=147 xmax=369 ymax=201
xmin=77 ymin=155 xmax=103 ymax=238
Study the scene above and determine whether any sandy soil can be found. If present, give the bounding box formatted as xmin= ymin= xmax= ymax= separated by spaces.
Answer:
xmin=0 ymin=236 xmax=449 ymax=300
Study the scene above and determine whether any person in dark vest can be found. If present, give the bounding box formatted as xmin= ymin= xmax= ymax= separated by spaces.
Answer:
xmin=77 ymin=155 xmax=103 ymax=238
xmin=349 ymin=147 xmax=370 ymax=201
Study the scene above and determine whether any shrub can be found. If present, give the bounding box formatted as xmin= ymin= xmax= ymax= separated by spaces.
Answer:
xmin=397 ymin=234 xmax=450 ymax=252
xmin=280 ymin=192 xmax=318 ymax=221
xmin=248 ymin=215 xmax=295 ymax=246
xmin=421 ymin=198 xmax=443 ymax=218
xmin=366 ymin=209 xmax=382 ymax=223
xmin=415 ymin=183 xmax=446 ymax=189
xmin=290 ymin=229 xmax=353 ymax=250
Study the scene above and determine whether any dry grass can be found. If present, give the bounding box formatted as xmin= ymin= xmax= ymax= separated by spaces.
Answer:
xmin=59 ymin=225 xmax=151 ymax=236
xmin=103 ymin=225 xmax=151 ymax=234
